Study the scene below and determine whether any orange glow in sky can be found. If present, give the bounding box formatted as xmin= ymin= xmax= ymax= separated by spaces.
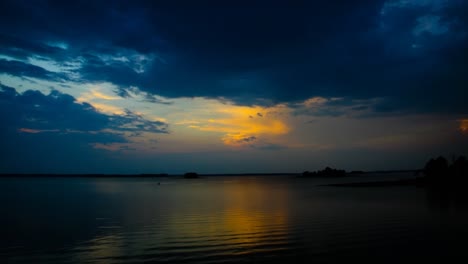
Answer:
xmin=185 ymin=103 xmax=290 ymax=147
xmin=460 ymin=119 xmax=468 ymax=133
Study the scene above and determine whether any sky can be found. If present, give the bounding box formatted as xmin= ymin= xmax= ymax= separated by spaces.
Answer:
xmin=1 ymin=0 xmax=467 ymax=174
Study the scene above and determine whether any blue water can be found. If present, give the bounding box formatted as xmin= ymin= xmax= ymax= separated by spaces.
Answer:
xmin=1 ymin=174 xmax=467 ymax=263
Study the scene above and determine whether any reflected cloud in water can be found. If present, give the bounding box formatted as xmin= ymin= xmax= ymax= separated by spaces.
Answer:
xmin=68 ymin=177 xmax=291 ymax=262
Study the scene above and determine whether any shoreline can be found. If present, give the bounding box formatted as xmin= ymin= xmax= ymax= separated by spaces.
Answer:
xmin=0 ymin=170 xmax=420 ymax=178
xmin=321 ymin=178 xmax=425 ymax=187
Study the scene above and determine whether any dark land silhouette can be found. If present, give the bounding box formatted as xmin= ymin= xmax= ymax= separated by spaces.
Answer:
xmin=0 ymin=173 xmax=171 ymax=178
xmin=184 ymin=172 xmax=199 ymax=179
xmin=301 ymin=167 xmax=346 ymax=178
xmin=424 ymin=156 xmax=468 ymax=185
xmin=0 ymin=156 xmax=466 ymax=181
xmin=326 ymin=155 xmax=468 ymax=188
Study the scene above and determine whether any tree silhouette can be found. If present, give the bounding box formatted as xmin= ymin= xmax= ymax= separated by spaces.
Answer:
xmin=424 ymin=156 xmax=449 ymax=181
xmin=423 ymin=155 xmax=467 ymax=185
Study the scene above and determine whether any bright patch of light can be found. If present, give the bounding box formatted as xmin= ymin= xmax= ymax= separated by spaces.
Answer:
xmin=89 ymin=102 xmax=125 ymax=115
xmin=173 ymin=100 xmax=290 ymax=147
xmin=91 ymin=90 xmax=121 ymax=100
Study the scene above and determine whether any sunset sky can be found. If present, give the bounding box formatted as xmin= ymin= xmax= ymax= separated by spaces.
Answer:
xmin=1 ymin=0 xmax=467 ymax=174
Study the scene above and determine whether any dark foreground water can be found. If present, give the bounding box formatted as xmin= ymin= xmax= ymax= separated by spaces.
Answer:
xmin=1 ymin=174 xmax=468 ymax=263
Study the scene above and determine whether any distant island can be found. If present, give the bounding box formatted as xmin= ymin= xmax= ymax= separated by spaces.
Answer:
xmin=301 ymin=167 xmax=346 ymax=178
xmin=184 ymin=172 xmax=199 ymax=179
xmin=0 ymin=157 xmax=465 ymax=182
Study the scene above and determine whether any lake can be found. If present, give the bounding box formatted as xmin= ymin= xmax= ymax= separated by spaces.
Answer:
xmin=1 ymin=174 xmax=467 ymax=263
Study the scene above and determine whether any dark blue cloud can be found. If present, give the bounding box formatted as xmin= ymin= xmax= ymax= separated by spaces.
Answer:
xmin=0 ymin=84 xmax=169 ymax=173
xmin=0 ymin=34 xmax=66 ymax=59
xmin=0 ymin=126 xmax=129 ymax=174
xmin=0 ymin=0 xmax=467 ymax=114
xmin=110 ymin=110 xmax=168 ymax=134
xmin=0 ymin=85 xmax=107 ymax=131
xmin=0 ymin=84 xmax=168 ymax=133
xmin=0 ymin=59 xmax=66 ymax=81
xmin=0 ymin=85 xmax=119 ymax=173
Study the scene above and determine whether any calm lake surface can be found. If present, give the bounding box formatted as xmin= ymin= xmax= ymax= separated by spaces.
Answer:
xmin=2 ymin=174 xmax=468 ymax=263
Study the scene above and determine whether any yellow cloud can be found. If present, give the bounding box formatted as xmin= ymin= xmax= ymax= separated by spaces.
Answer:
xmin=221 ymin=133 xmax=257 ymax=146
xmin=90 ymin=103 xmax=125 ymax=115
xmin=77 ymin=84 xmax=122 ymax=102
xmin=90 ymin=90 xmax=121 ymax=100
xmin=303 ymin=96 xmax=329 ymax=107
xmin=184 ymin=103 xmax=290 ymax=147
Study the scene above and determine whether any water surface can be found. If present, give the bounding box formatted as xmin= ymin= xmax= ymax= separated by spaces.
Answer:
xmin=1 ymin=174 xmax=467 ymax=263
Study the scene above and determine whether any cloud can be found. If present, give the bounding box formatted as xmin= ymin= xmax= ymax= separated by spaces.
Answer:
xmin=0 ymin=86 xmax=107 ymax=131
xmin=0 ymin=1 xmax=467 ymax=114
xmin=0 ymin=59 xmax=66 ymax=81
xmin=180 ymin=101 xmax=289 ymax=147
xmin=222 ymin=134 xmax=257 ymax=146
xmin=381 ymin=0 xmax=448 ymax=14
xmin=0 ymin=34 xmax=67 ymax=59
xmin=0 ymin=84 xmax=172 ymax=172
xmin=220 ymin=133 xmax=287 ymax=151
xmin=110 ymin=110 xmax=168 ymax=134
xmin=413 ymin=15 xmax=449 ymax=36
xmin=0 ymin=126 xmax=130 ymax=173
xmin=0 ymin=85 xmax=168 ymax=138
xmin=292 ymin=96 xmax=397 ymax=118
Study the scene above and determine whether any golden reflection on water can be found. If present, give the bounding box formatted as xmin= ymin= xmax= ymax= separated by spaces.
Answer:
xmin=460 ymin=119 xmax=468 ymax=133
xmin=220 ymin=179 xmax=289 ymax=244
xmin=166 ymin=179 xmax=290 ymax=241
xmin=74 ymin=178 xmax=291 ymax=261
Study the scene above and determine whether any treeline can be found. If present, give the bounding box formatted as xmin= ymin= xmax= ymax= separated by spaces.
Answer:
xmin=424 ymin=156 xmax=468 ymax=185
